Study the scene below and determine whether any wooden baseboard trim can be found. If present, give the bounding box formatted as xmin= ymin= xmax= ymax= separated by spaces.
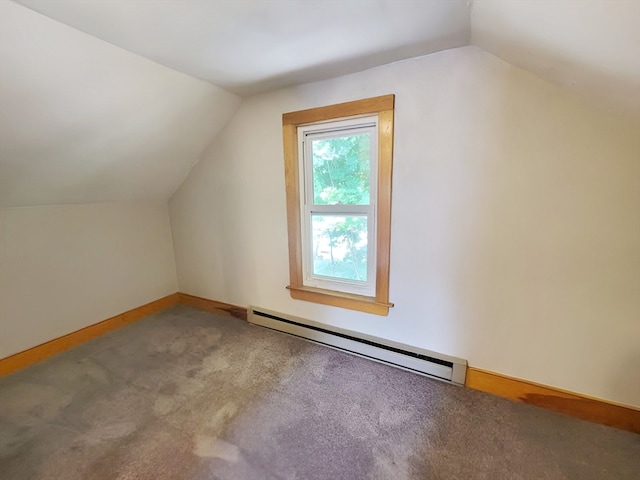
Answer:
xmin=466 ymin=367 xmax=640 ymax=433
xmin=0 ymin=292 xmax=248 ymax=377
xmin=8 ymin=295 xmax=633 ymax=433
xmin=178 ymin=293 xmax=248 ymax=321
xmin=0 ymin=293 xmax=180 ymax=376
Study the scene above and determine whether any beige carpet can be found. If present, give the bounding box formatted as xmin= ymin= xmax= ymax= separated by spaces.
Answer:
xmin=1 ymin=305 xmax=638 ymax=479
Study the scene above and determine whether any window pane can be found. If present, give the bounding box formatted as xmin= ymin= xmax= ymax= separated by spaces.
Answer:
xmin=311 ymin=133 xmax=370 ymax=205
xmin=311 ymin=215 xmax=368 ymax=282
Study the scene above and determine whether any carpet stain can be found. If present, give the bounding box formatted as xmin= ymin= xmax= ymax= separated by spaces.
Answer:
xmin=177 ymin=377 xmax=205 ymax=397
xmin=2 ymin=306 xmax=638 ymax=480
xmin=153 ymin=395 xmax=175 ymax=416
xmin=194 ymin=435 xmax=240 ymax=462
xmin=50 ymin=358 xmax=110 ymax=385
xmin=372 ymin=446 xmax=411 ymax=480
xmin=79 ymin=422 xmax=137 ymax=446
xmin=167 ymin=338 xmax=187 ymax=355
xmin=158 ymin=382 xmax=178 ymax=395
xmin=232 ymin=350 xmax=259 ymax=386
xmin=378 ymin=402 xmax=415 ymax=426
xmin=309 ymin=351 xmax=330 ymax=380
xmin=344 ymin=402 xmax=379 ymax=440
xmin=202 ymin=354 xmax=229 ymax=373
xmin=0 ymin=424 xmax=31 ymax=457
xmin=0 ymin=383 xmax=72 ymax=422
xmin=206 ymin=402 xmax=238 ymax=434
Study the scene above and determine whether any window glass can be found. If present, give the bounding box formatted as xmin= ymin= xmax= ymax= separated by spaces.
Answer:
xmin=311 ymin=133 xmax=371 ymax=206
xmin=311 ymin=214 xmax=368 ymax=282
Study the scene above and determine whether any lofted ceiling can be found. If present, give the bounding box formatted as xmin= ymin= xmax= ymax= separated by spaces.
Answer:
xmin=471 ymin=0 xmax=640 ymax=119
xmin=1 ymin=0 xmax=639 ymax=207
xmin=0 ymin=0 xmax=240 ymax=207
xmin=13 ymin=0 xmax=471 ymax=95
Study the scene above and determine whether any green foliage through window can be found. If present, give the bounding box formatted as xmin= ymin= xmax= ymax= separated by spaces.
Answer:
xmin=312 ymin=215 xmax=368 ymax=282
xmin=307 ymin=132 xmax=372 ymax=283
xmin=311 ymin=134 xmax=370 ymax=206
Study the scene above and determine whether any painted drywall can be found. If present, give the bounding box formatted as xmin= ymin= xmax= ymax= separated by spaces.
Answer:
xmin=14 ymin=0 xmax=640 ymax=117
xmin=0 ymin=1 xmax=240 ymax=207
xmin=16 ymin=0 xmax=470 ymax=94
xmin=170 ymin=46 xmax=640 ymax=407
xmin=0 ymin=201 xmax=178 ymax=358
xmin=471 ymin=0 xmax=640 ymax=117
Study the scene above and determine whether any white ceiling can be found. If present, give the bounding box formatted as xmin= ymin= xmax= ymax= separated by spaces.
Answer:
xmin=14 ymin=0 xmax=471 ymax=95
xmin=0 ymin=1 xmax=240 ymax=207
xmin=1 ymin=0 xmax=639 ymax=207
xmin=13 ymin=0 xmax=640 ymax=112
xmin=472 ymin=0 xmax=640 ymax=117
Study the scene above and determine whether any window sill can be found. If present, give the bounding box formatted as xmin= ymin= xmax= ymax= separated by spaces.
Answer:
xmin=286 ymin=285 xmax=393 ymax=316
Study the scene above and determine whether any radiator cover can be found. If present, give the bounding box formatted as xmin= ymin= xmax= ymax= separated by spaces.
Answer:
xmin=248 ymin=306 xmax=467 ymax=385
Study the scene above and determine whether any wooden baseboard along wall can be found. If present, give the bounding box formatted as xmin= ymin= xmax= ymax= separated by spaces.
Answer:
xmin=1 ymin=294 xmax=637 ymax=433
xmin=178 ymin=292 xmax=248 ymax=321
xmin=0 ymin=293 xmax=180 ymax=376
xmin=466 ymin=367 xmax=640 ymax=433
xmin=0 ymin=292 xmax=247 ymax=376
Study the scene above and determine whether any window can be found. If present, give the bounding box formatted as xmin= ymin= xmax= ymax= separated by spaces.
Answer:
xmin=282 ymin=95 xmax=394 ymax=315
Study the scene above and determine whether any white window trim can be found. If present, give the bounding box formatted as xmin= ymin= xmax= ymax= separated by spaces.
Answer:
xmin=298 ymin=116 xmax=378 ymax=296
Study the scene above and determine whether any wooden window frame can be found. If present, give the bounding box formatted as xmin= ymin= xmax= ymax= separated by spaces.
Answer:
xmin=282 ymin=95 xmax=394 ymax=316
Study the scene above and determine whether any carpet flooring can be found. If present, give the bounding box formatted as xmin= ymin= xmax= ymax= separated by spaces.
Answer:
xmin=0 ymin=305 xmax=638 ymax=479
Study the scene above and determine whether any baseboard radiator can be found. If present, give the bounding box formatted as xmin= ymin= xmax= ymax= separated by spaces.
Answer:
xmin=248 ymin=306 xmax=467 ymax=385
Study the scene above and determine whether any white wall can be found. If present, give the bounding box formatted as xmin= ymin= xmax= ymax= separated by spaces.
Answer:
xmin=471 ymin=0 xmax=640 ymax=116
xmin=170 ymin=46 xmax=640 ymax=407
xmin=0 ymin=201 xmax=178 ymax=358
xmin=0 ymin=1 xmax=240 ymax=207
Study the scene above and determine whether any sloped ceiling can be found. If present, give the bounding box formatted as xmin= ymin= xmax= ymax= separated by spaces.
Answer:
xmin=472 ymin=0 xmax=640 ymax=117
xmin=12 ymin=0 xmax=471 ymax=95
xmin=0 ymin=1 xmax=240 ymax=207
xmin=1 ymin=0 xmax=639 ymax=207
